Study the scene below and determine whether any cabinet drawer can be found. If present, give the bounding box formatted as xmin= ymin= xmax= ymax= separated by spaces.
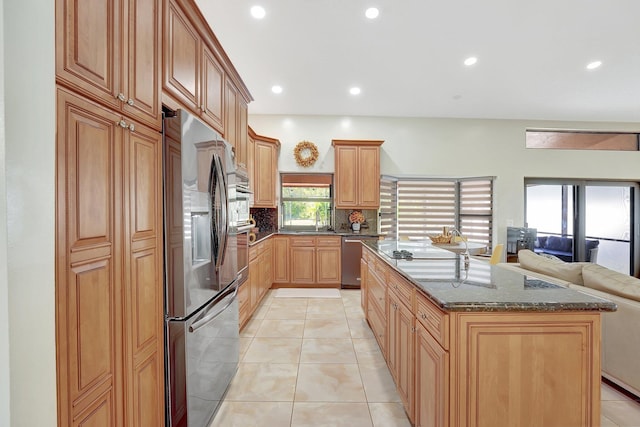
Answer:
xmin=238 ymin=282 xmax=250 ymax=311
xmin=290 ymin=236 xmax=316 ymax=247
xmin=367 ymin=294 xmax=386 ymax=356
xmin=415 ymin=292 xmax=449 ymax=350
xmin=368 ymin=269 xmax=386 ymax=313
xmin=389 ymin=271 xmax=414 ymax=310
xmin=317 ymin=236 xmax=341 ymax=247
xmin=372 ymin=257 xmax=389 ymax=283
xmin=362 ymin=247 xmax=373 ymax=263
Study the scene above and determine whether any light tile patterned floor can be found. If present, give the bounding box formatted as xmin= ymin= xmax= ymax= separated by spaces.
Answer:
xmin=211 ymin=289 xmax=640 ymax=427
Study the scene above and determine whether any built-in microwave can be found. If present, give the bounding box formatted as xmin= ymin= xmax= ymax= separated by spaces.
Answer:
xmin=236 ymin=174 xmax=251 ymax=227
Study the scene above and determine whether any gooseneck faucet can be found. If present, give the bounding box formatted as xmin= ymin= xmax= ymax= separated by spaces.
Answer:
xmin=449 ymin=228 xmax=470 ymax=270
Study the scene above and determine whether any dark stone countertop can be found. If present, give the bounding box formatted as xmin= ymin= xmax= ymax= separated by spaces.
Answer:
xmin=364 ymin=240 xmax=617 ymax=313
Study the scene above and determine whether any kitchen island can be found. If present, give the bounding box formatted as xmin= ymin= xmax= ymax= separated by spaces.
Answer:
xmin=361 ymin=240 xmax=616 ymax=427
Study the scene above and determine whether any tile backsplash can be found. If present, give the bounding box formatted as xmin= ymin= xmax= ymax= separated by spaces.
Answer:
xmin=335 ymin=209 xmax=378 ymax=233
xmin=250 ymin=208 xmax=278 ymax=232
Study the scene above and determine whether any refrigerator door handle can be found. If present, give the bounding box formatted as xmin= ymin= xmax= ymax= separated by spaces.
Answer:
xmin=188 ymin=282 xmax=239 ymax=333
xmin=215 ymin=154 xmax=229 ymax=269
xmin=208 ymin=154 xmax=221 ymax=267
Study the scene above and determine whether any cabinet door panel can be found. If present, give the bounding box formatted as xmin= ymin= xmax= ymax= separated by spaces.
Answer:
xmin=416 ymin=324 xmax=449 ymax=427
xmin=201 ymin=46 xmax=225 ymax=133
xmin=334 ymin=146 xmax=358 ymax=208
xmin=254 ymin=141 xmax=276 ymax=207
xmin=57 ymin=89 xmax=123 ymax=426
xmin=316 ymin=247 xmax=341 ymax=284
xmin=358 ymin=146 xmax=380 ymax=207
xmin=273 ymin=237 xmax=290 ymax=283
xmin=56 ymin=0 xmax=121 ymax=111
xmin=131 ymin=352 xmax=163 ymax=427
xmin=291 ymin=247 xmax=315 ymax=284
xmin=396 ymin=300 xmax=415 ymax=421
xmin=225 ymin=80 xmax=238 ymax=150
xmin=237 ymin=100 xmax=248 ymax=170
xmin=124 ymin=0 xmax=162 ymax=128
xmin=164 ymin=1 xmax=199 ymax=111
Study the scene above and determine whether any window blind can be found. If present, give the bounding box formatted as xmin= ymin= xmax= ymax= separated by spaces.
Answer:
xmin=380 ymin=177 xmax=494 ymax=246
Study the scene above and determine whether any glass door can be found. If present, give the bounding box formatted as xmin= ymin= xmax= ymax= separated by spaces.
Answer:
xmin=585 ymin=185 xmax=633 ymax=274
xmin=526 ymin=179 xmax=638 ymax=275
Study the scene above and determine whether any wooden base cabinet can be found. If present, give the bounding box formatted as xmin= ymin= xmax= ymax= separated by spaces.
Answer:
xmin=284 ymin=236 xmax=341 ymax=287
xmin=415 ymin=322 xmax=449 ymax=427
xmin=364 ymin=250 xmax=603 ymax=427
xmin=241 ymin=237 xmax=274 ymax=330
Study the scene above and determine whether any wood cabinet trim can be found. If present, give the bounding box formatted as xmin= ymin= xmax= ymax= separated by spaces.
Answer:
xmin=332 ymin=139 xmax=384 ymax=147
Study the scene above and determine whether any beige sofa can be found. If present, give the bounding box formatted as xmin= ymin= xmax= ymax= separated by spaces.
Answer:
xmin=498 ymin=249 xmax=640 ymax=397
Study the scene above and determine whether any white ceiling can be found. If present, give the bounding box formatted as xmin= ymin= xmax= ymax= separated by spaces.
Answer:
xmin=196 ymin=0 xmax=640 ymax=123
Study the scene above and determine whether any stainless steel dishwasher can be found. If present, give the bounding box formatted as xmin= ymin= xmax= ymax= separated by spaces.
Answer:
xmin=341 ymin=235 xmax=379 ymax=288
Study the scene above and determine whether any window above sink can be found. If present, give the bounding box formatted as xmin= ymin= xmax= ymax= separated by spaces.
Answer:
xmin=280 ymin=173 xmax=334 ymax=232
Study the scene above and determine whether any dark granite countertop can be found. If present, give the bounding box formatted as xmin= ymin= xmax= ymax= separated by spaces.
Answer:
xmin=249 ymin=230 xmax=381 ymax=246
xmin=365 ymin=240 xmax=617 ymax=313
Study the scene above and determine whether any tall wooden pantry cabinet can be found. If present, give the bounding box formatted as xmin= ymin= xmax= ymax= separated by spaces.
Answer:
xmin=55 ymin=0 xmax=165 ymax=425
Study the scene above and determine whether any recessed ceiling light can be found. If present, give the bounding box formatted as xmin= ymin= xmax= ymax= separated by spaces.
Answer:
xmin=365 ymin=7 xmax=379 ymax=19
xmin=250 ymin=5 xmax=266 ymax=19
xmin=349 ymin=87 xmax=361 ymax=95
xmin=586 ymin=60 xmax=602 ymax=70
xmin=464 ymin=56 xmax=478 ymax=66
xmin=271 ymin=85 xmax=283 ymax=94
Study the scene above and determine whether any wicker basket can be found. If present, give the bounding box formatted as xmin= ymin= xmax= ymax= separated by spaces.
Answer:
xmin=429 ymin=234 xmax=452 ymax=244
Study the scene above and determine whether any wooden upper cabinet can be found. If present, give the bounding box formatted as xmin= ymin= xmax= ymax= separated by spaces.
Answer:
xmin=332 ymin=140 xmax=383 ymax=209
xmin=201 ymin=45 xmax=225 ymax=132
xmin=164 ymin=0 xmax=200 ymax=113
xmin=56 ymin=0 xmax=161 ymax=130
xmin=251 ymin=128 xmax=280 ymax=208
xmin=224 ymin=80 xmax=238 ymax=154
xmin=237 ymin=99 xmax=249 ymax=172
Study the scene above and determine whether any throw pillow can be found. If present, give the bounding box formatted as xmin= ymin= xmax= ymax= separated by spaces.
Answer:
xmin=582 ymin=264 xmax=640 ymax=303
xmin=518 ymin=249 xmax=586 ymax=285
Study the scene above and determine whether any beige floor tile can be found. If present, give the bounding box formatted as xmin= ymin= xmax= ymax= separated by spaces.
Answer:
xmin=352 ymin=338 xmax=387 ymax=366
xmin=348 ymin=317 xmax=375 ymax=339
xmin=210 ymin=401 xmax=293 ymax=427
xmin=300 ymin=338 xmax=357 ymax=364
xmin=291 ymin=402 xmax=372 ymax=427
xmin=224 ymin=363 xmax=298 ymax=402
xmin=304 ymin=318 xmax=351 ymax=338
xmin=359 ymin=360 xmax=402 ymax=403
xmin=265 ymin=304 xmax=309 ymax=320
xmin=243 ymin=337 xmax=302 ymax=363
xmin=251 ymin=302 xmax=271 ymax=319
xmin=601 ymin=415 xmax=619 ymax=427
xmin=240 ymin=317 xmax=263 ymax=338
xmin=306 ymin=299 xmax=346 ymax=318
xmin=368 ymin=402 xmax=412 ymax=427
xmin=255 ymin=319 xmax=306 ymax=338
xmin=345 ymin=304 xmax=366 ymax=319
xmin=295 ymin=363 xmax=366 ymax=402
xmin=601 ymin=400 xmax=640 ymax=426
xmin=239 ymin=337 xmax=253 ymax=359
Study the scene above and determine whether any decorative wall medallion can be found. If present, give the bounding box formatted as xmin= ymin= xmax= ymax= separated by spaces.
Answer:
xmin=294 ymin=140 xmax=319 ymax=167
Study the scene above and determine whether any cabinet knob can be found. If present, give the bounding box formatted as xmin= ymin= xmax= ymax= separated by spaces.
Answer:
xmin=118 ymin=119 xmax=128 ymax=128
xmin=126 ymin=98 xmax=135 ymax=106
xmin=116 ymin=93 xmax=126 ymax=102
xmin=421 ymin=312 xmax=427 ymax=320
xmin=411 ymin=326 xmax=416 ymax=333
xmin=128 ymin=123 xmax=135 ymax=132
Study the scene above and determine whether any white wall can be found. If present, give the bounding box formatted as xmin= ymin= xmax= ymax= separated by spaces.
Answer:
xmin=0 ymin=0 xmax=9 ymax=425
xmin=249 ymin=114 xmax=640 ymax=243
xmin=4 ymin=0 xmax=57 ymax=425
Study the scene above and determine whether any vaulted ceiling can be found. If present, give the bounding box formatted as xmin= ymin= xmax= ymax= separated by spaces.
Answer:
xmin=196 ymin=0 xmax=640 ymax=123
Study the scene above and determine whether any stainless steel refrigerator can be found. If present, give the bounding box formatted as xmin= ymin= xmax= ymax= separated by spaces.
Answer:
xmin=163 ymin=109 xmax=240 ymax=427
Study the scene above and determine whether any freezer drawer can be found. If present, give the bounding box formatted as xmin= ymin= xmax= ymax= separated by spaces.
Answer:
xmin=166 ymin=282 xmax=239 ymax=427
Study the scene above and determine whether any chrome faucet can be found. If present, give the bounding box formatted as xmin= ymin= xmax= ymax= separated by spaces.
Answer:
xmin=449 ymin=228 xmax=470 ymax=270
